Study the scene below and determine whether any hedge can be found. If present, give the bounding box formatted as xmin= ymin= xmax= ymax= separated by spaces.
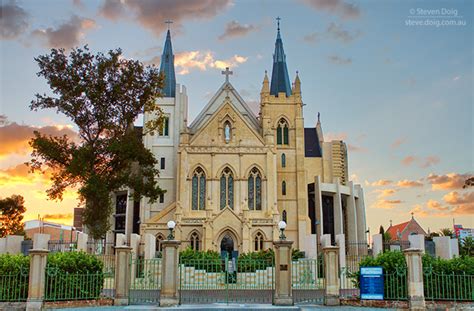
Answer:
xmin=0 ymin=254 xmax=30 ymax=301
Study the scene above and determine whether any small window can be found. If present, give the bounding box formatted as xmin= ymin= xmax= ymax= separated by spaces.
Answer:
xmin=159 ymin=194 xmax=164 ymax=203
xmin=159 ymin=116 xmax=170 ymax=136
xmin=190 ymin=232 xmax=200 ymax=251
xmin=281 ymin=154 xmax=286 ymax=168
xmin=277 ymin=119 xmax=289 ymax=145
xmin=156 ymin=234 xmax=164 ymax=253
xmin=254 ymin=232 xmax=264 ymax=251
xmin=282 ymin=210 xmax=287 ymax=223
xmin=282 ymin=181 xmax=286 ymax=196
xmin=224 ymin=121 xmax=232 ymax=143
xmin=160 ymin=157 xmax=165 ymax=170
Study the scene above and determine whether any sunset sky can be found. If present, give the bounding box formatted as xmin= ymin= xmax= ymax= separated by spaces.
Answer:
xmin=0 ymin=0 xmax=472 ymax=234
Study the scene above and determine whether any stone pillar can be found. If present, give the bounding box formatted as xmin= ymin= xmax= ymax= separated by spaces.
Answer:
xmin=333 ymin=180 xmax=343 ymax=236
xmin=32 ymin=234 xmax=50 ymax=250
xmin=346 ymin=181 xmax=358 ymax=244
xmin=105 ymin=231 xmax=115 ymax=255
xmin=26 ymin=249 xmax=49 ymax=311
xmin=129 ymin=234 xmax=140 ymax=282
xmin=320 ymin=234 xmax=332 ymax=248
xmin=160 ymin=240 xmax=181 ymax=307
xmin=408 ymin=234 xmax=425 ymax=253
xmin=335 ymin=234 xmax=346 ymax=269
xmin=144 ymin=233 xmax=156 ymax=260
xmin=115 ymin=233 xmax=127 ymax=247
xmin=372 ymin=234 xmax=383 ymax=256
xmin=114 ymin=246 xmax=132 ymax=306
xmin=273 ymin=240 xmax=293 ymax=306
xmin=323 ymin=246 xmax=340 ymax=306
xmin=450 ymin=238 xmax=459 ymax=257
xmin=404 ymin=248 xmax=425 ymax=311
xmin=76 ymin=232 xmax=88 ymax=252
xmin=6 ymin=235 xmax=24 ymax=254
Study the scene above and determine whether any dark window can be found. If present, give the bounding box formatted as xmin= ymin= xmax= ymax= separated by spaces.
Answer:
xmin=132 ymin=200 xmax=140 ymax=234
xmin=281 ymin=154 xmax=286 ymax=167
xmin=115 ymin=194 xmax=127 ymax=214
xmin=159 ymin=194 xmax=164 ymax=203
xmin=254 ymin=232 xmax=264 ymax=251
xmin=277 ymin=119 xmax=289 ymax=145
xmin=192 ymin=167 xmax=206 ymax=210
xmin=248 ymin=167 xmax=262 ymax=210
xmin=160 ymin=157 xmax=165 ymax=170
xmin=282 ymin=210 xmax=287 ymax=223
xmin=220 ymin=167 xmax=234 ymax=210
xmin=159 ymin=117 xmax=170 ymax=136
xmin=282 ymin=181 xmax=286 ymax=196
xmin=190 ymin=232 xmax=200 ymax=251
xmin=322 ymin=195 xmax=335 ymax=245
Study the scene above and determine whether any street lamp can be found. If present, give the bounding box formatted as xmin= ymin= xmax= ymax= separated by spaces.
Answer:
xmin=278 ymin=221 xmax=287 ymax=241
xmin=167 ymin=220 xmax=176 ymax=240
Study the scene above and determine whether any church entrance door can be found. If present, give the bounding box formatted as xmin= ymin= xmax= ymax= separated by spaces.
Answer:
xmin=220 ymin=234 xmax=234 ymax=258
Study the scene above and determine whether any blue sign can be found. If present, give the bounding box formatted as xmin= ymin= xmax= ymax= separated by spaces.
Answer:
xmin=360 ymin=266 xmax=384 ymax=300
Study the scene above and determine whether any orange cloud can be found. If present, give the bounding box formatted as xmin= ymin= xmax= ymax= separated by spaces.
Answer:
xmin=409 ymin=193 xmax=473 ymax=218
xmin=376 ymin=189 xmax=397 ymax=198
xmin=427 ymin=173 xmax=471 ymax=190
xmin=372 ymin=199 xmax=403 ymax=209
xmin=401 ymin=156 xmax=416 ymax=166
xmin=443 ymin=191 xmax=474 ymax=205
xmin=397 ymin=180 xmax=423 ymax=188
xmin=370 ymin=179 xmax=393 ymax=187
xmin=420 ymin=156 xmax=440 ymax=168
xmin=426 ymin=199 xmax=449 ymax=211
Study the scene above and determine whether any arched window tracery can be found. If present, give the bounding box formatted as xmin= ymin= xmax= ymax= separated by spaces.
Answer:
xmin=192 ymin=167 xmax=206 ymax=210
xmin=248 ymin=167 xmax=262 ymax=210
xmin=220 ymin=167 xmax=234 ymax=209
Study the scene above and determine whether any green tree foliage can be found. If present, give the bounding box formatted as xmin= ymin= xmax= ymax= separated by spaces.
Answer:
xmin=439 ymin=228 xmax=454 ymax=237
xmin=459 ymin=236 xmax=474 ymax=257
xmin=0 ymin=195 xmax=26 ymax=237
xmin=463 ymin=176 xmax=474 ymax=188
xmin=28 ymin=46 xmax=165 ymax=239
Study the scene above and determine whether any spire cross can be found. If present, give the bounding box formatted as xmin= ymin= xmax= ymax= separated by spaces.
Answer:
xmin=221 ymin=67 xmax=233 ymax=83
xmin=165 ymin=20 xmax=173 ymax=30
xmin=276 ymin=17 xmax=281 ymax=31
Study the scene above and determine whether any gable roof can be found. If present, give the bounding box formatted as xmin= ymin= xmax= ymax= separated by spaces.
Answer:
xmin=189 ymin=81 xmax=260 ymax=133
xmin=304 ymin=128 xmax=322 ymax=157
xmin=386 ymin=221 xmax=410 ymax=239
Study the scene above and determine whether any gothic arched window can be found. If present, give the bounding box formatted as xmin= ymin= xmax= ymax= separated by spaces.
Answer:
xmin=220 ymin=167 xmax=234 ymax=209
xmin=248 ymin=167 xmax=262 ymax=210
xmin=192 ymin=167 xmax=206 ymax=210
xmin=156 ymin=234 xmax=164 ymax=254
xmin=282 ymin=181 xmax=287 ymax=196
xmin=276 ymin=119 xmax=289 ymax=145
xmin=282 ymin=210 xmax=287 ymax=223
xmin=281 ymin=153 xmax=286 ymax=168
xmin=254 ymin=232 xmax=264 ymax=251
xmin=190 ymin=232 xmax=200 ymax=251
xmin=224 ymin=121 xmax=232 ymax=143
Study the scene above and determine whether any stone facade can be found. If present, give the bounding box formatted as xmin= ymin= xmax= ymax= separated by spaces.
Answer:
xmin=109 ymin=25 xmax=367 ymax=257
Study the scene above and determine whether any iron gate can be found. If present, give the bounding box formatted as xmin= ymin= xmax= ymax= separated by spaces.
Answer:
xmin=292 ymin=257 xmax=325 ymax=304
xmin=179 ymin=256 xmax=274 ymax=304
xmin=129 ymin=257 xmax=161 ymax=305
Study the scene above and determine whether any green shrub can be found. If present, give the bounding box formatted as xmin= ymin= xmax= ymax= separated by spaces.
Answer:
xmin=179 ymin=248 xmax=223 ymax=272
xmin=0 ymin=254 xmax=29 ymax=301
xmin=45 ymin=252 xmax=104 ymax=301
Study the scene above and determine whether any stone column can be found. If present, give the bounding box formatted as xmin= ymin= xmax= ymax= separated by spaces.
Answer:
xmin=408 ymin=234 xmax=425 ymax=253
xmin=335 ymin=234 xmax=346 ymax=269
xmin=273 ymin=240 xmax=293 ymax=306
xmin=323 ymin=246 xmax=340 ymax=306
xmin=433 ymin=236 xmax=452 ymax=259
xmin=320 ymin=234 xmax=332 ymax=248
xmin=144 ymin=233 xmax=156 ymax=260
xmin=32 ymin=233 xmax=50 ymax=250
xmin=26 ymin=249 xmax=49 ymax=311
xmin=372 ymin=234 xmax=383 ymax=256
xmin=6 ymin=235 xmax=24 ymax=254
xmin=160 ymin=240 xmax=181 ymax=307
xmin=115 ymin=233 xmax=127 ymax=247
xmin=404 ymin=248 xmax=425 ymax=310
xmin=129 ymin=234 xmax=141 ymax=282
xmin=114 ymin=246 xmax=132 ymax=306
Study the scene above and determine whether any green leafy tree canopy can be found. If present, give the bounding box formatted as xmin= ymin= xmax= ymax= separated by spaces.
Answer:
xmin=28 ymin=46 xmax=165 ymax=239
xmin=0 ymin=195 xmax=26 ymax=237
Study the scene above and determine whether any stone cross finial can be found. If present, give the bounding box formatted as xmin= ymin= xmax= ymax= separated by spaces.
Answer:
xmin=222 ymin=67 xmax=233 ymax=83
xmin=165 ymin=20 xmax=173 ymax=30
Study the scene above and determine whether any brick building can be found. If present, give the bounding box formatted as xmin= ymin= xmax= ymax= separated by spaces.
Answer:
xmin=386 ymin=215 xmax=427 ymax=241
xmin=24 ymin=220 xmax=79 ymax=241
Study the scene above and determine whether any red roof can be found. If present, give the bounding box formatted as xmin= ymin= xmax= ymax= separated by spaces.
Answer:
xmin=386 ymin=221 xmax=410 ymax=239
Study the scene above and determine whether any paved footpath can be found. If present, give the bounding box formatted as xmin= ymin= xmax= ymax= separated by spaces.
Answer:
xmin=50 ymin=304 xmax=392 ymax=311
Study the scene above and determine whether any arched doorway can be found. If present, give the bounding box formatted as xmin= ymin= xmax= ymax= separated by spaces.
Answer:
xmin=220 ymin=234 xmax=234 ymax=257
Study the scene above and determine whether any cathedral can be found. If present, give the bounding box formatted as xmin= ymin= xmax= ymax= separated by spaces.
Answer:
xmin=110 ymin=23 xmax=367 ymax=258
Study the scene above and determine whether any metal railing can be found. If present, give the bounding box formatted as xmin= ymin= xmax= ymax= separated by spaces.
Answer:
xmin=292 ymin=258 xmax=325 ymax=304
xmin=384 ymin=266 xmax=408 ymax=300
xmin=0 ymin=270 xmax=29 ymax=302
xmin=424 ymin=266 xmax=474 ymax=301
xmin=48 ymin=240 xmax=77 ymax=253
xmin=44 ymin=268 xmax=104 ymax=301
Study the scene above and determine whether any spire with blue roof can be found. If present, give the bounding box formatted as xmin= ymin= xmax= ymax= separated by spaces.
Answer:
xmin=270 ymin=17 xmax=292 ymax=97
xmin=159 ymin=21 xmax=176 ymax=98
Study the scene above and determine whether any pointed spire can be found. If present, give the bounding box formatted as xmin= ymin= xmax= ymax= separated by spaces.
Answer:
xmin=316 ymin=111 xmax=324 ymax=143
xmin=159 ymin=25 xmax=176 ymax=98
xmin=261 ymin=70 xmax=269 ymax=94
xmin=293 ymin=71 xmax=301 ymax=94
xmin=270 ymin=17 xmax=292 ymax=97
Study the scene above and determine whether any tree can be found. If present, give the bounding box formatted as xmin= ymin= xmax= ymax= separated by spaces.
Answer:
xmin=459 ymin=236 xmax=474 ymax=257
xmin=0 ymin=195 xmax=26 ymax=237
xmin=439 ymin=228 xmax=454 ymax=237
xmin=379 ymin=225 xmax=384 ymax=235
xmin=29 ymin=46 xmax=165 ymax=239
xmin=463 ymin=176 xmax=474 ymax=188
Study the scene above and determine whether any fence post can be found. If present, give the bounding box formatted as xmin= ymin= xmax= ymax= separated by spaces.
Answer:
xmin=323 ymin=246 xmax=340 ymax=306
xmin=6 ymin=235 xmax=24 ymax=254
xmin=76 ymin=232 xmax=88 ymax=252
xmin=273 ymin=239 xmax=293 ymax=306
xmin=160 ymin=239 xmax=181 ymax=307
xmin=404 ymin=248 xmax=425 ymax=311
xmin=26 ymin=249 xmax=49 ymax=311
xmin=372 ymin=234 xmax=383 ymax=256
xmin=114 ymin=246 xmax=132 ymax=306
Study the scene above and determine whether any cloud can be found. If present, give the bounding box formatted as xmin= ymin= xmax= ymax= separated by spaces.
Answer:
xmin=396 ymin=180 xmax=424 ymax=188
xmin=146 ymin=51 xmax=248 ymax=75
xmin=443 ymin=191 xmax=474 ymax=205
xmin=72 ymin=0 xmax=85 ymax=9
xmin=410 ymin=193 xmax=474 ymax=217
xmin=100 ymin=0 xmax=232 ymax=36
xmin=426 ymin=199 xmax=448 ymax=211
xmin=370 ymin=179 xmax=393 ymax=187
xmin=0 ymin=121 xmax=78 ymax=157
xmin=0 ymin=163 xmax=55 ymax=187
xmin=0 ymin=0 xmax=29 ymax=40
xmin=218 ymin=20 xmax=257 ymax=41
xmin=326 ymin=22 xmax=361 ymax=43
xmin=328 ymin=55 xmax=352 ymax=65
xmin=376 ymin=189 xmax=397 ymax=198
xmin=427 ymin=173 xmax=472 ymax=190
xmin=31 ymin=15 xmax=96 ymax=48
xmin=401 ymin=155 xmax=416 ymax=166
xmin=419 ymin=156 xmax=440 ymax=168
xmin=300 ymin=0 xmax=360 ymax=20
xmin=372 ymin=199 xmax=403 ymax=209
xmin=43 ymin=213 xmax=73 ymax=220
xmin=391 ymin=137 xmax=407 ymax=149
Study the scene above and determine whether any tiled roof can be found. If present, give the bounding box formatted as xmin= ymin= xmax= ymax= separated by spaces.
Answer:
xmin=386 ymin=221 xmax=410 ymax=239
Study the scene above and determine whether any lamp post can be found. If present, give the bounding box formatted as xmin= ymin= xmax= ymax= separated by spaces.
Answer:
xmin=278 ymin=221 xmax=287 ymax=241
xmin=167 ymin=220 xmax=176 ymax=240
